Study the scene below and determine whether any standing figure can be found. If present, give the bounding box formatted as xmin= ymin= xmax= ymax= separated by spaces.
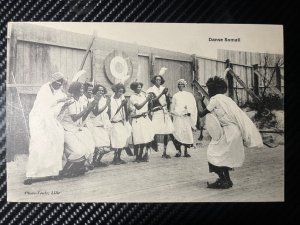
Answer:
xmin=147 ymin=75 xmax=174 ymax=158
xmin=129 ymin=81 xmax=155 ymax=162
xmin=195 ymin=91 xmax=206 ymax=141
xmin=109 ymin=83 xmax=132 ymax=165
xmin=24 ymin=72 xmax=70 ymax=185
xmin=60 ymin=82 xmax=96 ymax=177
xmin=86 ymin=84 xmax=112 ymax=167
xmin=171 ymin=79 xmax=197 ymax=157
xmin=199 ymin=76 xmax=263 ymax=189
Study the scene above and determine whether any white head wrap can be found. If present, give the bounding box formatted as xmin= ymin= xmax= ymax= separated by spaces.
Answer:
xmin=50 ymin=72 xmax=65 ymax=82
xmin=177 ymin=78 xmax=187 ymax=86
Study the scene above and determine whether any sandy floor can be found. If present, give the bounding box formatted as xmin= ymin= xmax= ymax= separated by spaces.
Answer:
xmin=6 ymin=134 xmax=284 ymax=203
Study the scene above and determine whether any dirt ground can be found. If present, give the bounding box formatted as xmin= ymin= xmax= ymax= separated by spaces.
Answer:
xmin=6 ymin=131 xmax=284 ymax=203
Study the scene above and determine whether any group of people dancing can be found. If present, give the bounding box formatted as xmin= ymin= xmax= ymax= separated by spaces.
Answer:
xmin=24 ymin=71 xmax=262 ymax=190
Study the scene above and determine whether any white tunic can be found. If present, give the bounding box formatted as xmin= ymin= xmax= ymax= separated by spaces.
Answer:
xmin=147 ymin=85 xmax=174 ymax=134
xmin=130 ymin=93 xmax=154 ymax=145
xmin=109 ymin=94 xmax=132 ymax=148
xmin=171 ymin=91 xmax=197 ymax=145
xmin=206 ymin=94 xmax=263 ymax=168
xmin=86 ymin=96 xmax=112 ymax=147
xmin=26 ymin=83 xmax=65 ymax=178
xmin=61 ymin=98 xmax=95 ymax=163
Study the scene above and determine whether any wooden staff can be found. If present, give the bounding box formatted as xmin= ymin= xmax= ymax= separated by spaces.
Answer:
xmin=11 ymin=73 xmax=30 ymax=141
xmin=78 ymin=31 xmax=97 ymax=71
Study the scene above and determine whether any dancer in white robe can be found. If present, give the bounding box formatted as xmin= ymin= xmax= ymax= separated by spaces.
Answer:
xmin=24 ymin=72 xmax=70 ymax=185
xmin=109 ymin=83 xmax=132 ymax=165
xmin=60 ymin=82 xmax=96 ymax=177
xmin=130 ymin=81 xmax=155 ymax=162
xmin=147 ymin=75 xmax=174 ymax=158
xmin=171 ymin=79 xmax=197 ymax=157
xmin=199 ymin=76 xmax=263 ymax=189
xmin=86 ymin=84 xmax=112 ymax=167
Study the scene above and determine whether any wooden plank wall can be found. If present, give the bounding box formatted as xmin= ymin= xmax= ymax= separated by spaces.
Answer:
xmin=137 ymin=55 xmax=151 ymax=90
xmin=217 ymin=49 xmax=284 ymax=95
xmin=12 ymin=24 xmax=92 ymax=85
xmin=154 ymin=58 xmax=193 ymax=96
xmin=196 ymin=57 xmax=251 ymax=105
xmin=6 ymin=88 xmax=30 ymax=161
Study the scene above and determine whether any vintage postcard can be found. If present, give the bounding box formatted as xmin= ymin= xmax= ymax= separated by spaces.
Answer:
xmin=6 ymin=22 xmax=284 ymax=202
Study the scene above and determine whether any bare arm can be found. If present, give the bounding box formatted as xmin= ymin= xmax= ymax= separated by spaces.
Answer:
xmin=70 ymin=100 xmax=96 ymax=122
xmin=198 ymin=108 xmax=210 ymax=118
xmin=133 ymin=96 xmax=150 ymax=110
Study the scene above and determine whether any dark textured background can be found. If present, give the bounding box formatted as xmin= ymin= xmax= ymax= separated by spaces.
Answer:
xmin=0 ymin=0 xmax=299 ymax=224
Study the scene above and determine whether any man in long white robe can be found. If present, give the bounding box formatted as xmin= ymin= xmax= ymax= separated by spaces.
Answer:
xmin=171 ymin=79 xmax=197 ymax=157
xmin=25 ymin=72 xmax=69 ymax=185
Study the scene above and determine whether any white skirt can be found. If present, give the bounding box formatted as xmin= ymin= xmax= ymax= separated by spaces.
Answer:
xmin=151 ymin=110 xmax=174 ymax=135
xmin=64 ymin=127 xmax=95 ymax=163
xmin=207 ymin=124 xmax=245 ymax=168
xmin=110 ymin=121 xmax=132 ymax=148
xmin=132 ymin=116 xmax=155 ymax=145
xmin=88 ymin=125 xmax=111 ymax=147
xmin=173 ymin=116 xmax=194 ymax=145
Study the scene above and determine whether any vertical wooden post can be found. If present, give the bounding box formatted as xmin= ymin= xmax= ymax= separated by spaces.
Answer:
xmin=90 ymin=49 xmax=94 ymax=82
xmin=8 ymin=24 xmax=18 ymax=84
xmin=252 ymin=64 xmax=260 ymax=95
xmin=149 ymin=53 xmax=155 ymax=78
xmin=225 ymin=59 xmax=234 ymax=99
xmin=275 ymin=63 xmax=281 ymax=92
xmin=192 ymin=54 xmax=199 ymax=95
xmin=78 ymin=32 xmax=96 ymax=71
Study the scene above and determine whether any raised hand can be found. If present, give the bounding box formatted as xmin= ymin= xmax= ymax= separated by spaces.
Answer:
xmin=162 ymin=88 xmax=168 ymax=94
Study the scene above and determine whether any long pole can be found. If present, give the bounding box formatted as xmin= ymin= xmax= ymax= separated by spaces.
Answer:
xmin=78 ymin=31 xmax=97 ymax=71
xmin=11 ymin=73 xmax=30 ymax=141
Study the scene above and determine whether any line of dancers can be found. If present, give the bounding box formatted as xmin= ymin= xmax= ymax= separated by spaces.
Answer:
xmin=24 ymin=71 xmax=262 ymax=189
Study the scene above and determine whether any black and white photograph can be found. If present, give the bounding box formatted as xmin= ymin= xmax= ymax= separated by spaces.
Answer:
xmin=6 ymin=22 xmax=284 ymax=202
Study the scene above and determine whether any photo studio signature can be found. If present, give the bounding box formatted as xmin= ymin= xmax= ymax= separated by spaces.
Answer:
xmin=24 ymin=191 xmax=61 ymax=195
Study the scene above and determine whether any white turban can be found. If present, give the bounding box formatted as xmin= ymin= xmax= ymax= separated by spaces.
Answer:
xmin=177 ymin=78 xmax=187 ymax=86
xmin=50 ymin=72 xmax=65 ymax=82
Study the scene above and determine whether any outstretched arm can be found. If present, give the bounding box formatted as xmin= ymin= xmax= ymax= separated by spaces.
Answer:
xmin=70 ymin=100 xmax=96 ymax=122
xmin=198 ymin=108 xmax=210 ymax=118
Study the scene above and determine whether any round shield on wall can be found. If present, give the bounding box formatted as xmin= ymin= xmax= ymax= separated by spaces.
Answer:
xmin=104 ymin=50 xmax=133 ymax=84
